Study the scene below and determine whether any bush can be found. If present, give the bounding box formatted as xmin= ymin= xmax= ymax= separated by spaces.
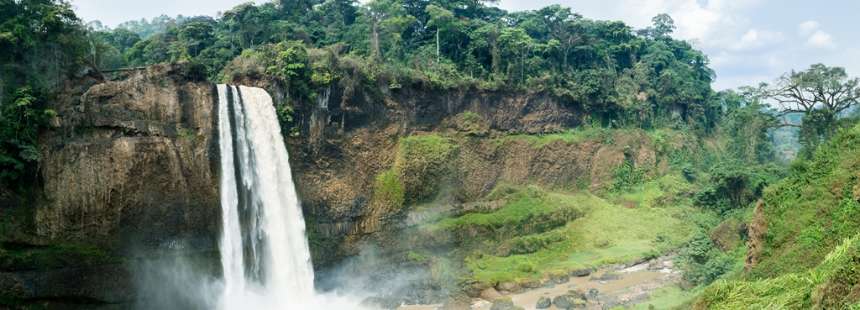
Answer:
xmin=611 ymin=161 xmax=646 ymax=192
xmin=677 ymin=231 xmax=735 ymax=286
xmin=0 ymin=87 xmax=57 ymax=185
xmin=694 ymin=162 xmax=781 ymax=214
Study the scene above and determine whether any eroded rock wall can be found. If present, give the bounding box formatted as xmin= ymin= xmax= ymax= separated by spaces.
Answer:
xmin=36 ymin=64 xmax=220 ymax=253
xmin=232 ymin=78 xmax=670 ymax=266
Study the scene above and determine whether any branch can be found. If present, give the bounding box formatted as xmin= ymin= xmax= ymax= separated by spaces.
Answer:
xmin=776 ymin=109 xmax=806 ymax=116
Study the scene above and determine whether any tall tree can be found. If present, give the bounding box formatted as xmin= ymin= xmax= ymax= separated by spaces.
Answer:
xmin=425 ymin=4 xmax=455 ymax=62
xmin=769 ymin=64 xmax=860 ymax=153
xmin=498 ymin=27 xmax=534 ymax=83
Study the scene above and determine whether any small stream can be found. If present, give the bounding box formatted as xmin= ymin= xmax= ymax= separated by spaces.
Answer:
xmin=399 ymin=255 xmax=680 ymax=310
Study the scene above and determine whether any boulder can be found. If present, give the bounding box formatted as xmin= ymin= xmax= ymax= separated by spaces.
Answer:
xmin=490 ymin=297 xmax=523 ymax=310
xmin=497 ymin=281 xmax=521 ymax=293
xmin=552 ymin=293 xmax=586 ymax=309
xmin=551 ymin=273 xmax=570 ymax=284
xmin=587 ymin=288 xmax=600 ymax=301
xmin=569 ymin=268 xmax=592 ymax=277
xmin=535 ymin=296 xmax=552 ymax=309
xmin=552 ymin=295 xmax=574 ymax=309
xmin=480 ymin=287 xmax=503 ymax=301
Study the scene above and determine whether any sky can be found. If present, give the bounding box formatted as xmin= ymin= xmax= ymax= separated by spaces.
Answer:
xmin=70 ymin=0 xmax=860 ymax=90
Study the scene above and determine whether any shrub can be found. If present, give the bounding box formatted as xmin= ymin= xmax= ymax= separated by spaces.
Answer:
xmin=611 ymin=161 xmax=646 ymax=192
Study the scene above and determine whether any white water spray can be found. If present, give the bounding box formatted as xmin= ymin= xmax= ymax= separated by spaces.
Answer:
xmin=216 ymin=85 xmax=363 ymax=309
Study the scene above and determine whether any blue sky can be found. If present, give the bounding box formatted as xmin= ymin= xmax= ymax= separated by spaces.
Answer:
xmin=70 ymin=0 xmax=860 ymax=90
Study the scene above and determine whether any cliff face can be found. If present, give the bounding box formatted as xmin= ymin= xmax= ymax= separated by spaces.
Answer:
xmin=37 ymin=64 xmax=220 ymax=253
xmin=233 ymin=78 xmax=670 ymax=266
xmin=4 ymin=64 xmax=672 ymax=305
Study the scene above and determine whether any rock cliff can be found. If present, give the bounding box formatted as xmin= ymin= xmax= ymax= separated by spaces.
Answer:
xmin=235 ymin=77 xmax=674 ymax=266
xmin=37 ymin=64 xmax=220 ymax=253
xmin=0 ymin=64 xmax=221 ymax=306
xmin=1 ymin=63 xmax=678 ymax=305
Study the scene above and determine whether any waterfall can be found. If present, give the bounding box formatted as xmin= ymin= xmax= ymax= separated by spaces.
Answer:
xmin=217 ymin=85 xmax=354 ymax=309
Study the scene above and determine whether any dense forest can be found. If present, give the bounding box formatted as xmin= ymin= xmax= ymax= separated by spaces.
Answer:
xmin=0 ymin=0 xmax=741 ymax=186
xmin=1 ymin=0 xmax=859 ymax=308
xmin=4 ymin=0 xmax=857 ymax=183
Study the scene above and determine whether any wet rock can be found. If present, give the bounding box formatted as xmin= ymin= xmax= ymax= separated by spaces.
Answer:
xmin=552 ymin=294 xmax=588 ymax=309
xmin=536 ymin=296 xmax=552 ymax=309
xmin=490 ymin=297 xmax=523 ymax=310
xmin=567 ymin=289 xmax=587 ymax=300
xmin=522 ymin=279 xmax=542 ymax=289
xmin=569 ymin=269 xmax=592 ymax=277
xmin=551 ymin=274 xmax=570 ymax=284
xmin=360 ymin=296 xmax=401 ymax=309
xmin=497 ymin=281 xmax=520 ymax=293
xmin=587 ymin=288 xmax=600 ymax=301
xmin=38 ymin=63 xmax=220 ymax=251
xmin=440 ymin=294 xmax=472 ymax=310
xmin=541 ymin=279 xmax=556 ymax=288
xmin=480 ymin=287 xmax=503 ymax=301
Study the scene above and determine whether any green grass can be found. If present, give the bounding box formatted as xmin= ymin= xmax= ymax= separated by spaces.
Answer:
xmin=696 ymin=235 xmax=860 ymax=309
xmin=397 ymin=134 xmax=457 ymax=165
xmin=457 ymin=177 xmax=704 ymax=284
xmin=370 ymin=168 xmax=405 ymax=210
xmin=633 ymin=286 xmax=701 ymax=310
xmin=432 ymin=185 xmax=582 ymax=241
xmin=613 ymin=173 xmax=697 ymax=209
xmin=747 ymin=123 xmax=860 ymax=279
xmin=395 ymin=134 xmax=458 ymax=203
xmin=495 ymin=127 xmax=610 ymax=148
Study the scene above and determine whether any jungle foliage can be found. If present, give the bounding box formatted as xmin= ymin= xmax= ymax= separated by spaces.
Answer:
xmin=93 ymin=1 xmax=723 ymax=131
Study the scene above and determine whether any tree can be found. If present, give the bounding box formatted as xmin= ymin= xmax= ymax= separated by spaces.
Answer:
xmin=768 ymin=64 xmax=860 ymax=153
xmin=365 ymin=0 xmax=415 ymax=61
xmin=498 ymin=27 xmax=533 ymax=83
xmin=468 ymin=21 xmax=502 ymax=75
xmin=638 ymin=13 xmax=675 ymax=39
xmin=0 ymin=0 xmax=84 ymax=185
xmin=177 ymin=19 xmax=215 ymax=58
xmin=222 ymin=3 xmax=265 ymax=49
xmin=525 ymin=5 xmax=581 ymax=70
xmin=715 ymin=89 xmax=778 ymax=163
xmin=425 ymin=4 xmax=455 ymax=62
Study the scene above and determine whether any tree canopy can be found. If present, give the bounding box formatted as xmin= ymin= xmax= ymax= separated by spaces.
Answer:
xmin=767 ymin=63 xmax=860 ymax=155
xmin=84 ymin=0 xmax=721 ymax=131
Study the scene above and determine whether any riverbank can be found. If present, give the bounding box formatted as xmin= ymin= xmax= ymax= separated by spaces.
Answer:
xmin=399 ymin=255 xmax=692 ymax=310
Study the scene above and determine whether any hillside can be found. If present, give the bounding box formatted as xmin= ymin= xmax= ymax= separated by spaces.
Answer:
xmin=694 ymin=123 xmax=860 ymax=309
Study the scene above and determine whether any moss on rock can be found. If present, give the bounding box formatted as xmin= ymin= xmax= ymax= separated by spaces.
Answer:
xmin=394 ymin=134 xmax=459 ymax=204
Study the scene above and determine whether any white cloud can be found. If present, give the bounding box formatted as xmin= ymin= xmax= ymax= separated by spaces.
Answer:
xmin=798 ymin=20 xmax=820 ymax=36
xmin=731 ymin=28 xmax=784 ymax=51
xmin=796 ymin=20 xmax=835 ymax=49
xmin=807 ymin=30 xmax=835 ymax=48
xmin=492 ymin=0 xmax=858 ymax=90
xmin=605 ymin=0 xmax=764 ymax=50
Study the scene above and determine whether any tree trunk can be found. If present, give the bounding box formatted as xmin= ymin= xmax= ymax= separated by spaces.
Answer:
xmin=371 ymin=21 xmax=381 ymax=61
xmin=491 ymin=41 xmax=500 ymax=75
xmin=436 ymin=29 xmax=441 ymax=62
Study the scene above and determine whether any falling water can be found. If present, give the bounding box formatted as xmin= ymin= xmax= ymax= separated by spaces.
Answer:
xmin=216 ymin=85 xmax=362 ymax=309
